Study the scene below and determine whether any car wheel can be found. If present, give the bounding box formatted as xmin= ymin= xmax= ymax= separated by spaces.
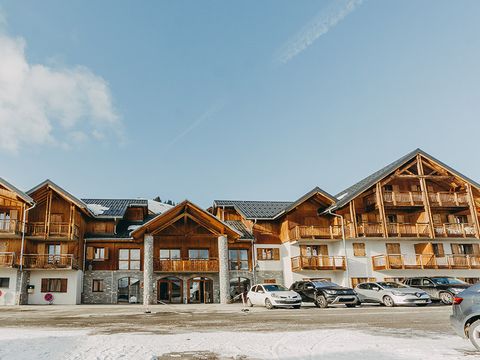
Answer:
xmin=246 ymin=298 xmax=253 ymax=307
xmin=383 ymin=295 xmax=395 ymax=307
xmin=440 ymin=292 xmax=453 ymax=305
xmin=468 ymin=319 xmax=480 ymax=351
xmin=265 ymin=298 xmax=274 ymax=310
xmin=316 ymin=295 xmax=328 ymax=308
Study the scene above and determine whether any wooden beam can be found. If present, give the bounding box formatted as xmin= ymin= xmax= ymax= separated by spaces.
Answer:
xmin=465 ymin=183 xmax=480 ymax=238
xmin=375 ymin=183 xmax=388 ymax=238
xmin=349 ymin=200 xmax=358 ymax=238
xmin=417 ymin=155 xmax=435 ymax=238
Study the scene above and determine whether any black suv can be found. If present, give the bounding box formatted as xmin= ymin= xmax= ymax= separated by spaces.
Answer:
xmin=403 ymin=277 xmax=471 ymax=305
xmin=289 ymin=280 xmax=359 ymax=308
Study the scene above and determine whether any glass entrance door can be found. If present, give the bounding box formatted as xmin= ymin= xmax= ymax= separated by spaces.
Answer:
xmin=158 ymin=277 xmax=183 ymax=303
xmin=188 ymin=277 xmax=213 ymax=304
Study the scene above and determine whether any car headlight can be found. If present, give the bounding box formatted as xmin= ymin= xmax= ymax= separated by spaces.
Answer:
xmin=324 ymin=290 xmax=337 ymax=295
xmin=271 ymin=293 xmax=279 ymax=298
xmin=391 ymin=291 xmax=407 ymax=296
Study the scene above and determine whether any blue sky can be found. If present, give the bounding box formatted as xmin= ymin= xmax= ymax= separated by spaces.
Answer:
xmin=1 ymin=0 xmax=480 ymax=206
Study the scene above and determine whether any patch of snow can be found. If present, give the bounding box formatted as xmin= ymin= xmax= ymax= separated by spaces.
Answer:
xmin=0 ymin=327 xmax=473 ymax=360
xmin=127 ymin=225 xmax=141 ymax=234
xmin=148 ymin=200 xmax=173 ymax=215
xmin=337 ymin=192 xmax=348 ymax=200
xmin=86 ymin=203 xmax=110 ymax=216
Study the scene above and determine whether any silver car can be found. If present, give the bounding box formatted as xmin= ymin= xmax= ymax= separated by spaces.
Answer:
xmin=450 ymin=283 xmax=480 ymax=350
xmin=355 ymin=281 xmax=431 ymax=307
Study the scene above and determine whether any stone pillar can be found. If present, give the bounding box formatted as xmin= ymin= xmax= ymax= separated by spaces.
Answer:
xmin=218 ymin=235 xmax=229 ymax=304
xmin=143 ymin=234 xmax=154 ymax=306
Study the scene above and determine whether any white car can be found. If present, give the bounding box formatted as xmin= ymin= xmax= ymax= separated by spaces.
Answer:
xmin=246 ymin=284 xmax=302 ymax=309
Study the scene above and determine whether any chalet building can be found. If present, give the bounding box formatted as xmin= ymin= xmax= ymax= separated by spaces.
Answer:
xmin=0 ymin=148 xmax=480 ymax=305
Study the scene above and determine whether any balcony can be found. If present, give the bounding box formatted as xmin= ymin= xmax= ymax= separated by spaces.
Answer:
xmin=386 ymin=223 xmax=430 ymax=237
xmin=154 ymin=259 xmax=219 ymax=272
xmin=289 ymin=225 xmax=343 ymax=240
xmin=357 ymin=222 xmax=384 ymax=237
xmin=291 ymin=255 xmax=346 ymax=271
xmin=0 ymin=219 xmax=21 ymax=235
xmin=0 ymin=252 xmax=15 ymax=267
xmin=383 ymin=191 xmax=424 ymax=207
xmin=25 ymin=222 xmax=80 ymax=240
xmin=22 ymin=254 xmax=77 ymax=270
xmin=429 ymin=192 xmax=469 ymax=207
xmin=433 ymin=223 xmax=476 ymax=238
xmin=372 ymin=253 xmax=480 ymax=271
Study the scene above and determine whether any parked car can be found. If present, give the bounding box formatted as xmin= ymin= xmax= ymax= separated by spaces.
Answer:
xmin=404 ymin=277 xmax=471 ymax=305
xmin=289 ymin=280 xmax=358 ymax=308
xmin=355 ymin=281 xmax=430 ymax=307
xmin=450 ymin=283 xmax=480 ymax=350
xmin=246 ymin=284 xmax=301 ymax=309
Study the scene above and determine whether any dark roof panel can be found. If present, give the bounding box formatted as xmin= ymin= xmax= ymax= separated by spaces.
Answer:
xmin=225 ymin=220 xmax=254 ymax=240
xmin=214 ymin=200 xmax=292 ymax=219
xmin=81 ymin=198 xmax=148 ymax=218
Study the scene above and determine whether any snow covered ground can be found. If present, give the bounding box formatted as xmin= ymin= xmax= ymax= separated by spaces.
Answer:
xmin=0 ymin=327 xmax=475 ymax=360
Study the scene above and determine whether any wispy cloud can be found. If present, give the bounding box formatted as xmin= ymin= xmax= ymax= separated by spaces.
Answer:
xmin=164 ymin=102 xmax=225 ymax=150
xmin=275 ymin=0 xmax=363 ymax=64
xmin=0 ymin=10 xmax=121 ymax=153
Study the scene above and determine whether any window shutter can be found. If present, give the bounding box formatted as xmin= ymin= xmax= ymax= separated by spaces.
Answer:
xmin=256 ymin=248 xmax=262 ymax=260
xmin=436 ymin=243 xmax=445 ymax=257
xmin=41 ymin=278 xmax=48 ymax=292
xmin=104 ymin=247 xmax=109 ymax=260
xmin=432 ymin=214 xmax=442 ymax=225
xmin=353 ymin=243 xmax=365 ymax=256
xmin=86 ymin=246 xmax=94 ymax=260
xmin=9 ymin=210 xmax=18 ymax=220
xmin=273 ymin=248 xmax=280 ymax=260
xmin=473 ymin=244 xmax=480 ymax=255
xmin=319 ymin=245 xmax=329 ymax=256
xmin=60 ymin=279 xmax=68 ymax=292
xmin=447 ymin=215 xmax=455 ymax=224
xmin=451 ymin=244 xmax=461 ymax=254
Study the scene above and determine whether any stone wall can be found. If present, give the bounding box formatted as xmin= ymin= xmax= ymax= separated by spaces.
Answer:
xmin=256 ymin=270 xmax=284 ymax=285
xmin=83 ymin=270 xmax=144 ymax=304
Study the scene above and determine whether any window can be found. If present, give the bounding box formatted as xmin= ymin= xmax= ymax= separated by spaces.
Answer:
xmin=256 ymin=248 xmax=280 ymax=260
xmin=455 ymin=215 xmax=468 ymax=224
xmin=383 ymin=185 xmax=393 ymax=192
xmin=353 ymin=243 xmax=366 ymax=257
xmin=160 ymin=249 xmax=181 ymax=259
xmin=300 ymin=245 xmax=327 ymax=257
xmin=47 ymin=244 xmax=61 ymax=263
xmin=94 ymin=248 xmax=105 ymax=260
xmin=92 ymin=279 xmax=104 ymax=292
xmin=384 ymin=277 xmax=405 ymax=283
xmin=263 ymin=279 xmax=276 ymax=284
xmin=351 ymin=277 xmax=376 ymax=288
xmin=432 ymin=243 xmax=445 ymax=257
xmin=0 ymin=277 xmax=10 ymax=288
xmin=41 ymin=278 xmax=67 ymax=293
xmin=119 ymin=249 xmax=141 ymax=270
xmin=409 ymin=278 xmax=421 ymax=286
xmin=188 ymin=249 xmax=209 ymax=259
xmin=453 ymin=244 xmax=475 ymax=255
xmin=229 ymin=249 xmax=249 ymax=270
xmin=386 ymin=214 xmax=397 ymax=223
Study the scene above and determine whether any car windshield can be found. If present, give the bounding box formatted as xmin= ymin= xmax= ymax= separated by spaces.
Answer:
xmin=431 ymin=278 xmax=467 ymax=286
xmin=312 ymin=281 xmax=337 ymax=288
xmin=263 ymin=284 xmax=288 ymax=292
xmin=376 ymin=282 xmax=406 ymax=289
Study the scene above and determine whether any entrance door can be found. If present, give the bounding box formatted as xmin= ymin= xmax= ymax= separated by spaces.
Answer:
xmin=117 ymin=277 xmax=140 ymax=303
xmin=188 ymin=277 xmax=213 ymax=304
xmin=157 ymin=277 xmax=183 ymax=303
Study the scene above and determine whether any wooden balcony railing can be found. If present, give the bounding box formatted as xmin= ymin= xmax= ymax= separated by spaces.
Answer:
xmin=22 ymin=254 xmax=76 ymax=269
xmin=0 ymin=252 xmax=15 ymax=267
xmin=433 ymin=223 xmax=476 ymax=238
xmin=0 ymin=219 xmax=21 ymax=234
xmin=372 ymin=253 xmax=480 ymax=271
xmin=357 ymin=222 xmax=384 ymax=237
xmin=154 ymin=258 xmax=219 ymax=272
xmin=25 ymin=222 xmax=80 ymax=239
xmin=386 ymin=223 xmax=430 ymax=237
xmin=289 ymin=225 xmax=343 ymax=240
xmin=291 ymin=255 xmax=346 ymax=271
xmin=429 ymin=192 xmax=469 ymax=207
xmin=383 ymin=191 xmax=424 ymax=206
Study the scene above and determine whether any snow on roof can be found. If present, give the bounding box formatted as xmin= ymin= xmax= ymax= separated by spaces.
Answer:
xmin=86 ymin=203 xmax=110 ymax=216
xmin=148 ymin=200 xmax=173 ymax=214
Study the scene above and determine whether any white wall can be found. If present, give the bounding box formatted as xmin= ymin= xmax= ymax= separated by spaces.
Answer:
xmin=27 ymin=270 xmax=83 ymax=305
xmin=255 ymin=244 xmax=284 ymax=271
xmin=0 ymin=269 xmax=18 ymax=306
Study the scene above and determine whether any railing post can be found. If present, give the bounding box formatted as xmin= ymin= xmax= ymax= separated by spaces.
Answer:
xmin=409 ymin=191 xmax=414 ymax=205
xmin=467 ymin=255 xmax=471 ymax=269
xmin=462 ymin=223 xmax=466 ymax=238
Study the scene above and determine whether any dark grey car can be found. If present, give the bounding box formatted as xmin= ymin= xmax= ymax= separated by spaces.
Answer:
xmin=450 ymin=283 xmax=480 ymax=350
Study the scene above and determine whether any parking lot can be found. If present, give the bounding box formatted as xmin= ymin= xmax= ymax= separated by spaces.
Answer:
xmin=0 ymin=303 xmax=477 ymax=359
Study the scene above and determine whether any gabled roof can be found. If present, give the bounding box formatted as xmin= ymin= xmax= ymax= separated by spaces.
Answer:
xmin=81 ymin=198 xmax=148 ymax=218
xmin=330 ymin=148 xmax=480 ymax=211
xmin=213 ymin=200 xmax=293 ymax=220
xmin=275 ymin=187 xmax=336 ymax=219
xmin=0 ymin=177 xmax=34 ymax=205
xmin=27 ymin=179 xmax=94 ymax=216
xmin=131 ymin=200 xmax=242 ymax=239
